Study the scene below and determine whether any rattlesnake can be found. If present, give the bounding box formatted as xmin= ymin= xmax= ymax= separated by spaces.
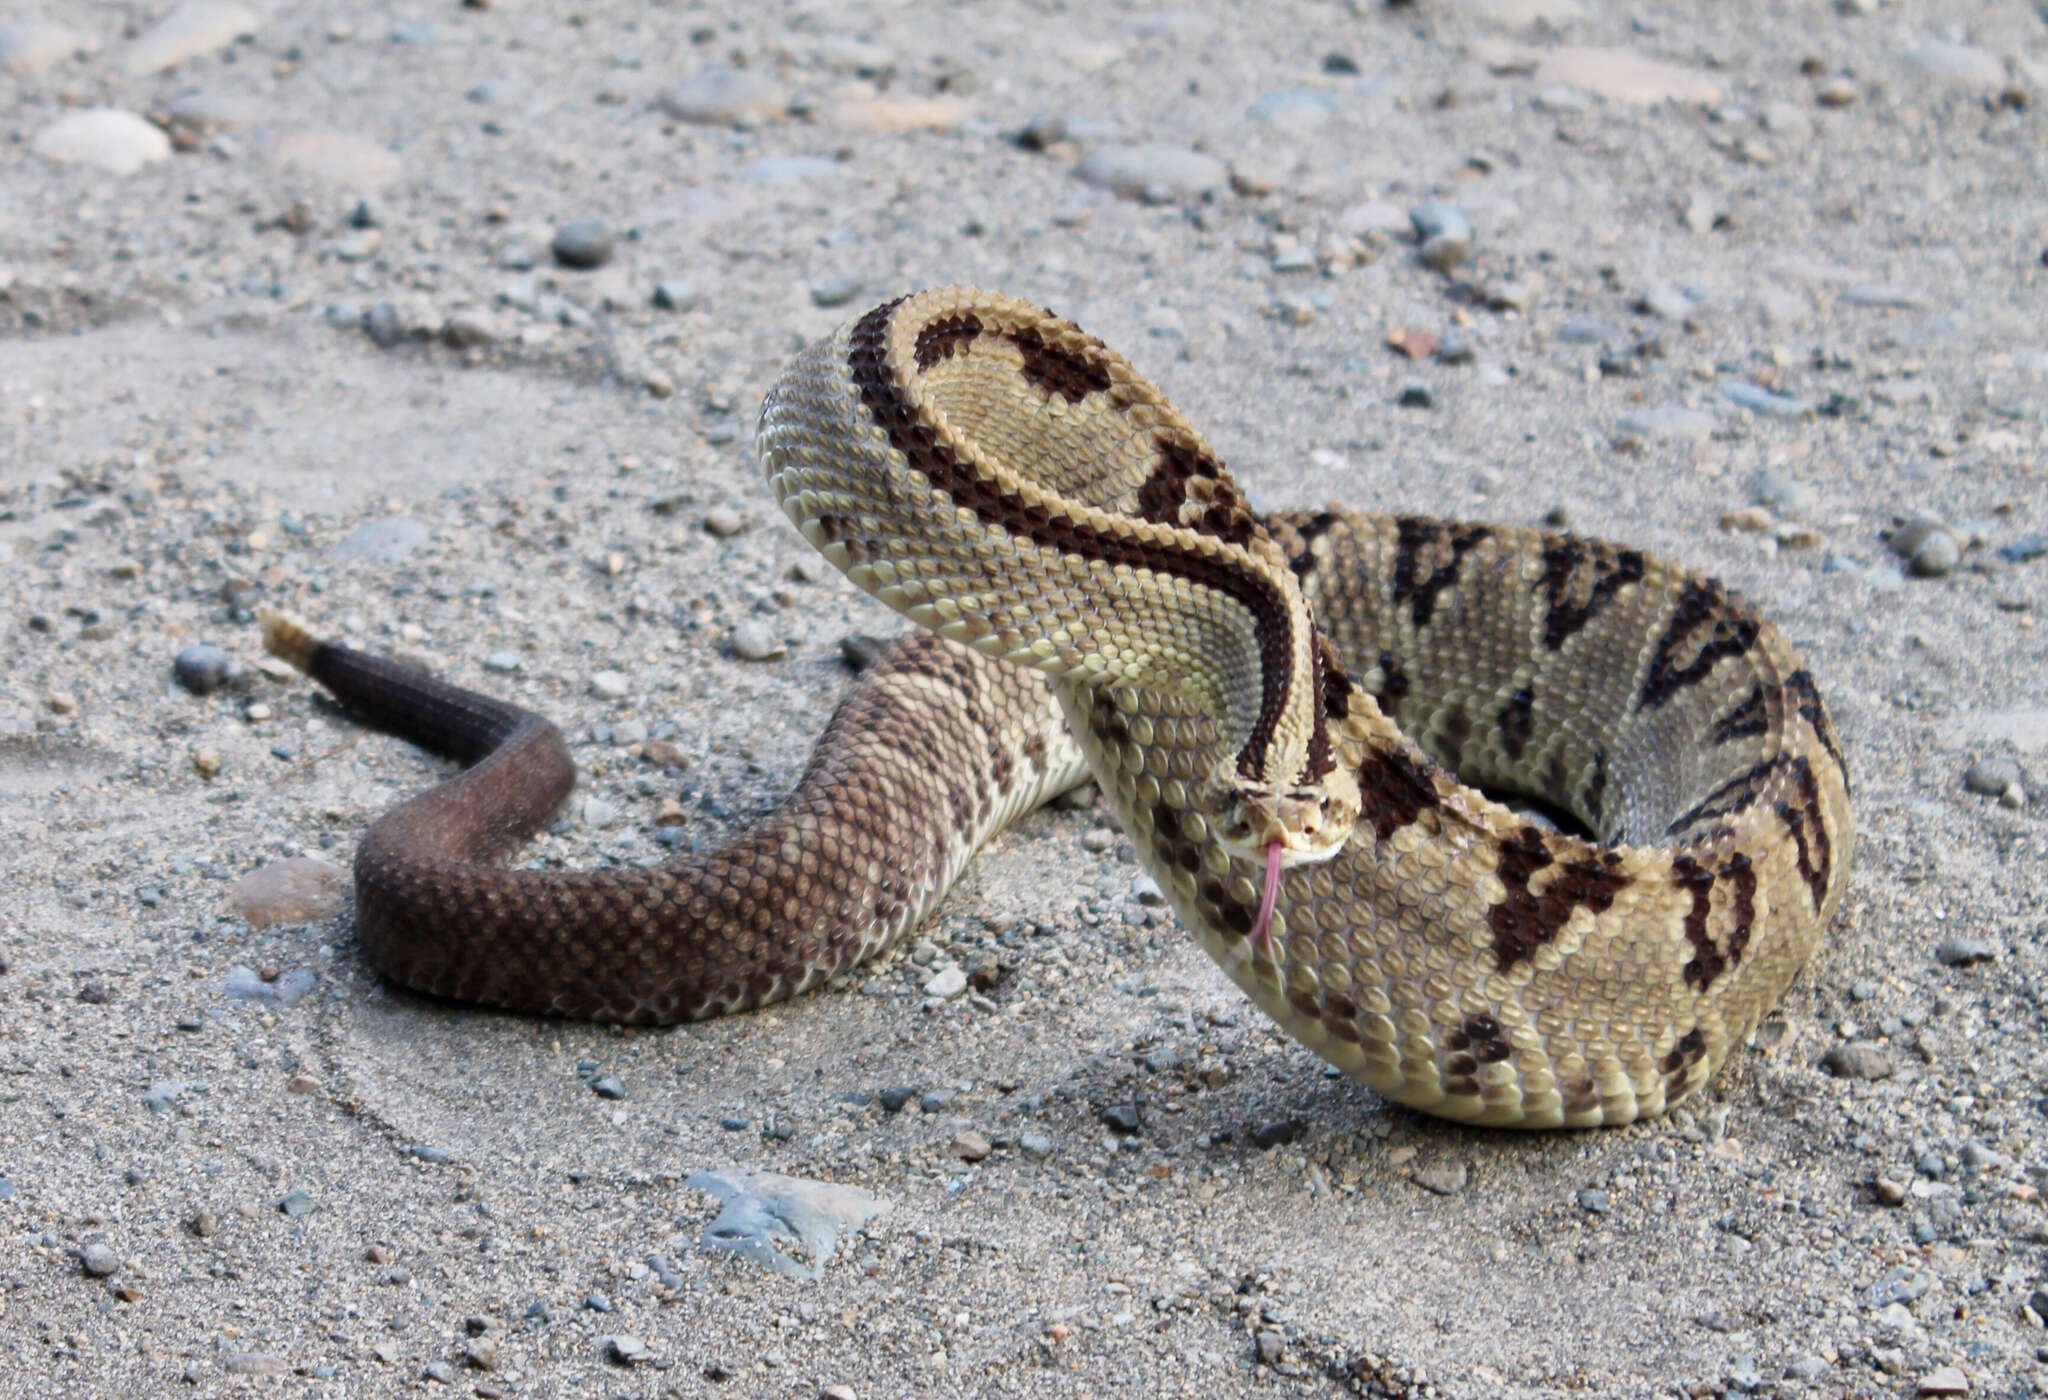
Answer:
xmin=263 ymin=286 xmax=1852 ymax=1128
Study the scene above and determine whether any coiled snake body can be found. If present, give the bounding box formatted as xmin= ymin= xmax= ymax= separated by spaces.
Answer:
xmin=265 ymin=287 xmax=1852 ymax=1128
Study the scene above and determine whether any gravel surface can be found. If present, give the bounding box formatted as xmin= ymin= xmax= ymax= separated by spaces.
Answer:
xmin=3 ymin=1 xmax=2046 ymax=1397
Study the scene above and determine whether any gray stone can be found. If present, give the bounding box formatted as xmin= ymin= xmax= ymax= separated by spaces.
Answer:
xmin=1890 ymin=519 xmax=1962 ymax=577
xmin=659 ymin=67 xmax=788 ymax=126
xmin=277 ymin=1187 xmax=315 ymax=1217
xmin=601 ymin=1334 xmax=648 ymax=1364
xmin=922 ymin=965 xmax=968 ymax=1000
xmin=1934 ymin=937 xmax=1996 ymax=968
xmin=1100 ymin=1102 xmax=1142 ymax=1135
xmin=1018 ymin=1132 xmax=1055 ymax=1160
xmin=1246 ymin=89 xmax=1339 ymax=131
xmin=1075 ymin=145 xmax=1227 ymax=203
xmin=1843 ymin=284 xmax=1932 ymax=310
xmin=729 ymin=621 xmax=784 ymax=662
xmin=1638 ymin=283 xmax=1693 ymax=321
xmin=481 ymin=651 xmax=522 ymax=674
xmin=551 ymin=219 xmax=613 ymax=270
xmin=1860 ymin=1265 xmax=1932 ymax=1308
xmin=1398 ymin=380 xmax=1435 ymax=408
xmin=589 ymin=1074 xmax=627 ymax=1100
xmin=122 ymin=2 xmax=258 ymax=76
xmin=810 ymin=275 xmax=864 ymax=309
xmin=332 ymin=516 xmax=430 ymax=563
xmin=78 ymin=1243 xmax=120 ymax=1277
xmin=1556 ymin=317 xmax=1624 ymax=344
xmin=1901 ymin=42 xmax=2008 ymax=93
xmin=1577 ymin=1188 xmax=1610 ymax=1214
xmin=173 ymin=644 xmax=238 ymax=696
xmin=588 ymin=671 xmax=630 ymax=701
xmin=1785 ymin=1353 xmax=1829 ymax=1383
xmin=1718 ymin=380 xmax=1810 ymax=417
xmin=0 ymin=20 xmax=94 ymax=76
xmin=1963 ymin=757 xmax=2021 ymax=796
xmin=1415 ymin=1162 xmax=1469 ymax=1195
xmin=703 ymin=506 xmax=748 ymax=537
xmin=1419 ymin=231 xmax=1472 ymax=272
xmin=1752 ymin=468 xmax=1817 ymax=515
xmin=652 ymin=279 xmax=698 ymax=311
xmin=1409 ymin=200 xmax=1472 ymax=242
xmin=1615 ymin=406 xmax=1718 ymax=443
xmin=363 ymin=301 xmax=403 ymax=348
xmin=1822 ymin=1042 xmax=1895 ymax=1080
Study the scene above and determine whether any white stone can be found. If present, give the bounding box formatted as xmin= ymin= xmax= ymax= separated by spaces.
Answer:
xmin=122 ymin=2 xmax=260 ymax=76
xmin=0 ymin=19 xmax=96 ymax=76
xmin=30 ymin=109 xmax=172 ymax=177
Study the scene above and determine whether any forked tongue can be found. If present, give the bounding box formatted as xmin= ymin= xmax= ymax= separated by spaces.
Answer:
xmin=1249 ymin=840 xmax=1284 ymax=946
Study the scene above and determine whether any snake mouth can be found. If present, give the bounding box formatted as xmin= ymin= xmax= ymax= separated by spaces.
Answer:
xmin=1215 ymin=780 xmax=1357 ymax=870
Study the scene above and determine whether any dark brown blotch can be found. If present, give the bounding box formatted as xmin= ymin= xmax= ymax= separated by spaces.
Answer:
xmin=1539 ymin=539 xmax=1644 ymax=651
xmin=1710 ymin=682 xmax=1770 ymax=746
xmin=1374 ymin=650 xmax=1410 ymax=715
xmin=1497 ymin=687 xmax=1535 ymax=762
xmin=1487 ymin=826 xmax=1631 ymax=971
xmin=1638 ymin=580 xmax=1762 ymax=712
xmin=1009 ymin=324 xmax=1112 ymax=402
xmin=1357 ymin=745 xmax=1442 ymax=841
xmin=1659 ymin=1028 xmax=1707 ymax=1096
xmin=913 ymin=313 xmax=983 ymax=370
xmin=1393 ymin=517 xmax=1490 ymax=629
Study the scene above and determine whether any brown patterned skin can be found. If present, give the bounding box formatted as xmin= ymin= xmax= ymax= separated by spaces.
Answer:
xmin=260 ymin=287 xmax=1851 ymax=1129
xmin=761 ymin=287 xmax=1853 ymax=1128
xmin=258 ymin=610 xmax=1084 ymax=1023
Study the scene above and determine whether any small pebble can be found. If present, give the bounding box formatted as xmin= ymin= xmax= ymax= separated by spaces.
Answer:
xmin=589 ymin=1075 xmax=627 ymax=1100
xmin=1397 ymin=380 xmax=1434 ymax=408
xmin=78 ymin=1243 xmax=120 ymax=1277
xmin=173 ymin=644 xmax=238 ymax=696
xmin=729 ymin=622 xmax=784 ymax=661
xmin=923 ymin=966 xmax=967 ymax=1000
xmin=551 ymin=219 xmax=612 ymax=269
xmin=1916 ymin=1365 xmax=1970 ymax=1397
xmin=601 ymin=1334 xmax=648 ymax=1364
xmin=952 ymin=1130 xmax=991 ymax=1161
xmin=481 ymin=651 xmax=522 ymax=673
xmin=1251 ymin=1119 xmax=1303 ymax=1149
xmin=810 ymin=275 xmax=865 ymax=309
xmin=1890 ymin=519 xmax=1961 ymax=578
xmin=703 ymin=506 xmax=748 ymax=537
xmin=878 ymin=1085 xmax=917 ymax=1113
xmin=1074 ymin=145 xmax=1226 ymax=204
xmin=1963 ymin=758 xmax=2019 ymax=798
xmin=1415 ymin=1162 xmax=1468 ymax=1196
xmin=588 ymin=671 xmax=630 ymax=700
xmin=1018 ymin=1132 xmax=1054 ymax=1160
xmin=1822 ymin=1042 xmax=1895 ymax=1080
xmin=652 ymin=279 xmax=698 ymax=311
xmin=1934 ymin=937 xmax=1996 ymax=968
xmin=1100 ymin=1103 xmax=1142 ymax=1135
xmin=1873 ymin=1177 xmax=1907 ymax=1206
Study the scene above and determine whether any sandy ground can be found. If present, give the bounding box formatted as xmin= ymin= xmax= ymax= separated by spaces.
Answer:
xmin=3 ymin=1 xmax=2047 ymax=1397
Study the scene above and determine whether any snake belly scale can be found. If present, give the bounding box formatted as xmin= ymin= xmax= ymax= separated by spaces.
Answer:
xmin=265 ymin=285 xmax=1852 ymax=1129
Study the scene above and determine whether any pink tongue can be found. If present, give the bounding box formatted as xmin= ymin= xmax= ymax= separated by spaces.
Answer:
xmin=1249 ymin=840 xmax=1284 ymax=946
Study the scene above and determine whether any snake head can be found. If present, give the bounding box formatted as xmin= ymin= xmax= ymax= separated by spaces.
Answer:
xmin=1215 ymin=767 xmax=1360 ymax=869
